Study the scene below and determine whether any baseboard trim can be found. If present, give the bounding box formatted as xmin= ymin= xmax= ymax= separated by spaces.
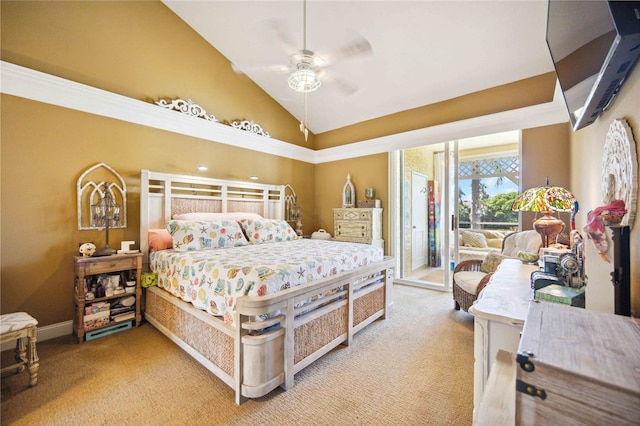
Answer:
xmin=1 ymin=320 xmax=73 ymax=352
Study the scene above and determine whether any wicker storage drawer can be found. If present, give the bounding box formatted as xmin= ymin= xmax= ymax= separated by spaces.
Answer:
xmin=516 ymin=301 xmax=640 ymax=425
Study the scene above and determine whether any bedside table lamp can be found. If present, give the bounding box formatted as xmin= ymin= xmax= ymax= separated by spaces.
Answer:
xmin=512 ymin=178 xmax=575 ymax=248
xmin=91 ymin=183 xmax=121 ymax=256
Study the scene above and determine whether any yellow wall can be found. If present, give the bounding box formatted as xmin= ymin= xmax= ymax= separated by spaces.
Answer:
xmin=315 ymin=73 xmax=557 ymax=148
xmin=569 ymin=66 xmax=640 ymax=316
xmin=314 ymin=154 xmax=389 ymax=244
xmin=521 ymin=124 xmax=573 ymax=231
xmin=0 ymin=0 xmax=311 ymax=147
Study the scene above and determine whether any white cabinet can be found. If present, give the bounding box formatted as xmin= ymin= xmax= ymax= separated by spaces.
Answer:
xmin=333 ymin=208 xmax=383 ymax=250
xmin=468 ymin=259 xmax=537 ymax=416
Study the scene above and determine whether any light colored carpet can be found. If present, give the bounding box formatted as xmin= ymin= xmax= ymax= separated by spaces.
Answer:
xmin=1 ymin=285 xmax=474 ymax=426
xmin=417 ymin=269 xmax=445 ymax=284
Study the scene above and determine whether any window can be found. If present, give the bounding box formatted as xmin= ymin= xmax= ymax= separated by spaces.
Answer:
xmin=458 ymin=154 xmax=519 ymax=231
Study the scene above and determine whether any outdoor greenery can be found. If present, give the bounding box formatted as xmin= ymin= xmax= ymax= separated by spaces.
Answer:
xmin=484 ymin=192 xmax=519 ymax=223
xmin=459 ymin=200 xmax=471 ymax=223
xmin=458 ymin=182 xmax=518 ymax=226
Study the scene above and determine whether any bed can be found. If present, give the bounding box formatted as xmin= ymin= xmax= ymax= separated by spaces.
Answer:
xmin=140 ymin=170 xmax=394 ymax=404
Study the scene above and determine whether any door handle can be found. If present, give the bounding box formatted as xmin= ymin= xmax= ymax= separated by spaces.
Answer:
xmin=451 ymin=215 xmax=457 ymax=231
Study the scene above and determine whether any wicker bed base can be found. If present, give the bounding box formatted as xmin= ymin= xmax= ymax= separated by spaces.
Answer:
xmin=144 ymin=257 xmax=394 ymax=404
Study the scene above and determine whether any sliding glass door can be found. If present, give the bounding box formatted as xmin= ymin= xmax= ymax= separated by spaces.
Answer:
xmin=392 ymin=131 xmax=520 ymax=292
xmin=395 ymin=141 xmax=456 ymax=291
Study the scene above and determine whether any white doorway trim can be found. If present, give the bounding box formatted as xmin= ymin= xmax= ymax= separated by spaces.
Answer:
xmin=411 ymin=172 xmax=428 ymax=271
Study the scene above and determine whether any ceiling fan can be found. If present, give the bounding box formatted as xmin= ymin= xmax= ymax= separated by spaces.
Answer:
xmin=231 ymin=0 xmax=372 ymax=95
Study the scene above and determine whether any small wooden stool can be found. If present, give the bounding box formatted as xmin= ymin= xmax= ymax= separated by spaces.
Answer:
xmin=0 ymin=312 xmax=39 ymax=386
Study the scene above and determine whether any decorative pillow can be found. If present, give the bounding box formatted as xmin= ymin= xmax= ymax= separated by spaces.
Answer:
xmin=482 ymin=230 xmax=505 ymax=240
xmin=172 ymin=212 xmax=263 ymax=221
xmin=198 ymin=219 xmax=248 ymax=249
xmin=461 ymin=230 xmax=489 ymax=248
xmin=481 ymin=250 xmax=507 ymax=274
xmin=240 ymin=219 xmax=298 ymax=244
xmin=166 ymin=220 xmax=202 ymax=251
xmin=487 ymin=238 xmax=503 ymax=249
xmin=148 ymin=229 xmax=173 ymax=252
xmin=166 ymin=220 xmax=249 ymax=251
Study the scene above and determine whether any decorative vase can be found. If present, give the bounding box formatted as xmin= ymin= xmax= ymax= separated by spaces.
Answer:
xmin=365 ymin=187 xmax=374 ymax=200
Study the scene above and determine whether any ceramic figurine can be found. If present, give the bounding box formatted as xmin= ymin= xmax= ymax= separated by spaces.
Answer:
xmin=79 ymin=242 xmax=96 ymax=257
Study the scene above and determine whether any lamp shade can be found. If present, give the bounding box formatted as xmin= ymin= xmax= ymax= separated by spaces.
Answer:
xmin=512 ymin=179 xmax=576 ymax=248
xmin=512 ymin=181 xmax=575 ymax=213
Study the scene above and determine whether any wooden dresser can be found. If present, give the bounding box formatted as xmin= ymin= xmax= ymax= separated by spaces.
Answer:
xmin=474 ymin=302 xmax=640 ymax=425
xmin=333 ymin=207 xmax=383 ymax=249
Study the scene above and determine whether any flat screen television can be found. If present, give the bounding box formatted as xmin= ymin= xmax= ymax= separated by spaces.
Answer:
xmin=546 ymin=1 xmax=640 ymax=131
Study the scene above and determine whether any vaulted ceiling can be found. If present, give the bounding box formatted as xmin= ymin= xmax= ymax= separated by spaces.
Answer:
xmin=163 ymin=1 xmax=556 ymax=135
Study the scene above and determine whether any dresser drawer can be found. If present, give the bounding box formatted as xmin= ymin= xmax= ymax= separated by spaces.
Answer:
xmin=332 ymin=207 xmax=382 ymax=246
xmin=77 ymin=255 xmax=140 ymax=276
xmin=335 ymin=220 xmax=371 ymax=241
xmin=334 ymin=209 xmax=371 ymax=221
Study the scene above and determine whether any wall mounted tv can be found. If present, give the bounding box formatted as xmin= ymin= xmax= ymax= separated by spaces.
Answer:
xmin=546 ymin=1 xmax=640 ymax=131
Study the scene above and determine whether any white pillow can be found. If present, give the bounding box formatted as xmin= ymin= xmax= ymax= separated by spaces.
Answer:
xmin=460 ymin=230 xmax=489 ymax=248
xmin=172 ymin=212 xmax=263 ymax=221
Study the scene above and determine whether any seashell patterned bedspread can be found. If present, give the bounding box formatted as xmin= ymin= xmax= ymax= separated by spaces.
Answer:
xmin=150 ymin=239 xmax=383 ymax=326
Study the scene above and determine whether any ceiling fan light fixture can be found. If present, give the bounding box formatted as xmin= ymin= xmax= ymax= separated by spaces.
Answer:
xmin=288 ymin=65 xmax=321 ymax=93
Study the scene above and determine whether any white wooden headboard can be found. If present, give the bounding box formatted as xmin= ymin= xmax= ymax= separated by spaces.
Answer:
xmin=140 ymin=169 xmax=285 ymax=264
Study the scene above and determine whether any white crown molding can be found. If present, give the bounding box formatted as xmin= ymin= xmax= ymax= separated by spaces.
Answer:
xmin=1 ymin=61 xmax=569 ymax=165
xmin=0 ymin=61 xmax=315 ymax=163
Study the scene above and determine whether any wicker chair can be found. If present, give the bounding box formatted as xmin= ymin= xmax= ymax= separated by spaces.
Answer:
xmin=453 ymin=230 xmax=543 ymax=312
xmin=452 ymin=259 xmax=494 ymax=312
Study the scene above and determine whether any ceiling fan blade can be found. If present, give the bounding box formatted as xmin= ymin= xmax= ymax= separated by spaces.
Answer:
xmin=318 ymin=69 xmax=359 ymax=95
xmin=231 ymin=63 xmax=291 ymax=75
xmin=316 ymin=37 xmax=372 ymax=67
xmin=266 ymin=19 xmax=300 ymax=56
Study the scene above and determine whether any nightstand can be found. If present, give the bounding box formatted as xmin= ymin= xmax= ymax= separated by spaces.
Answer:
xmin=73 ymin=253 xmax=142 ymax=343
